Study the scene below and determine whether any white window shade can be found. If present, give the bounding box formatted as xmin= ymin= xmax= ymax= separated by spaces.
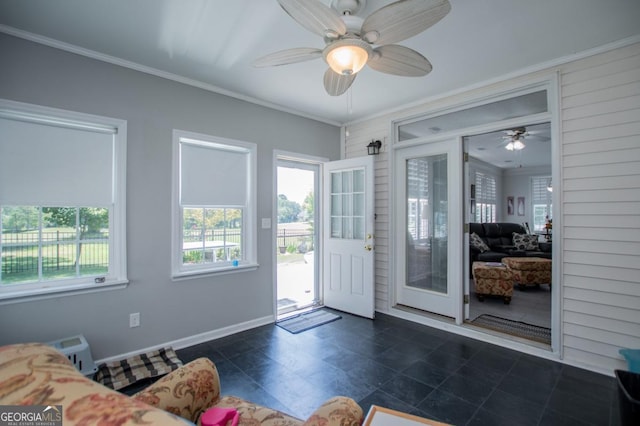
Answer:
xmin=0 ymin=116 xmax=114 ymax=206
xmin=180 ymin=140 xmax=248 ymax=207
xmin=475 ymin=172 xmax=496 ymax=204
xmin=533 ymin=176 xmax=552 ymax=204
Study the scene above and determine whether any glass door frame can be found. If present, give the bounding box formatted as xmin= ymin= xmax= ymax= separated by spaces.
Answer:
xmin=392 ymin=137 xmax=464 ymax=321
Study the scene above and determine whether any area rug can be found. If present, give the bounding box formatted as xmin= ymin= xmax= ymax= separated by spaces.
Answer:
xmin=471 ymin=314 xmax=551 ymax=344
xmin=94 ymin=347 xmax=183 ymax=390
xmin=277 ymin=309 xmax=341 ymax=334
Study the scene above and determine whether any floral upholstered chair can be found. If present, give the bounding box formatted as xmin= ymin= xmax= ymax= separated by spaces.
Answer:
xmin=0 ymin=343 xmax=363 ymax=426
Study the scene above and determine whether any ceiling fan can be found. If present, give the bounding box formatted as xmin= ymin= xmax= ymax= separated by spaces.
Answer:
xmin=503 ymin=127 xmax=528 ymax=151
xmin=254 ymin=0 xmax=452 ymax=96
xmin=501 ymin=126 xmax=551 ymax=150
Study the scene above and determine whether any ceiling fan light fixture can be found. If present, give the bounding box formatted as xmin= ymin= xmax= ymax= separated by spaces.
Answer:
xmin=513 ymin=139 xmax=526 ymax=150
xmin=324 ymin=39 xmax=371 ymax=75
xmin=505 ymin=137 xmax=525 ymax=151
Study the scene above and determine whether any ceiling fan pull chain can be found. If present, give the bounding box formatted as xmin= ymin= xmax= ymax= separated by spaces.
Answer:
xmin=347 ymin=87 xmax=353 ymax=114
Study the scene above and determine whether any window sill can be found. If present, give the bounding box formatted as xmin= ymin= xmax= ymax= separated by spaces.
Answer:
xmin=172 ymin=263 xmax=259 ymax=281
xmin=0 ymin=279 xmax=129 ymax=306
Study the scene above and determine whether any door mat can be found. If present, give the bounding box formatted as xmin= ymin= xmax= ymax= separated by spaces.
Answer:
xmin=471 ymin=314 xmax=551 ymax=344
xmin=94 ymin=347 xmax=183 ymax=390
xmin=277 ymin=309 xmax=341 ymax=334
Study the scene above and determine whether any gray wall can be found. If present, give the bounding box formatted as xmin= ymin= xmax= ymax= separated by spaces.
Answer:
xmin=0 ymin=34 xmax=340 ymax=358
xmin=502 ymin=166 xmax=552 ymax=229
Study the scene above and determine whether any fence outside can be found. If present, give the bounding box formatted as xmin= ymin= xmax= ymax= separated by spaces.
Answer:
xmin=2 ymin=227 xmax=316 ymax=279
xmin=183 ymin=229 xmax=242 ymax=243
xmin=182 ymin=228 xmax=314 ymax=252
xmin=277 ymin=228 xmax=314 ymax=253
xmin=1 ymin=230 xmax=108 ymax=279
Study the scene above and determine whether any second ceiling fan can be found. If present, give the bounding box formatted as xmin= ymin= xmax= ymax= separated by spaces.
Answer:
xmin=254 ymin=0 xmax=451 ymax=96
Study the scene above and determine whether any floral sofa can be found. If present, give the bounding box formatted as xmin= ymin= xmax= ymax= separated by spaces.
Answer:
xmin=0 ymin=343 xmax=363 ymax=426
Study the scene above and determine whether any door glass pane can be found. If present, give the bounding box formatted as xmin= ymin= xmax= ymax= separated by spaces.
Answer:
xmin=406 ymin=154 xmax=448 ymax=293
xmin=343 ymin=194 xmax=352 ymax=216
xmin=329 ymin=168 xmax=365 ymax=240
xmin=342 ymin=217 xmax=352 ymax=239
xmin=342 ymin=171 xmax=352 ymax=193
xmin=353 ymin=193 xmax=364 ymax=216
xmin=354 ymin=217 xmax=364 ymax=240
xmin=353 ymin=169 xmax=364 ymax=192
xmin=331 ymin=172 xmax=342 ymax=193
xmin=331 ymin=194 xmax=342 ymax=215
xmin=331 ymin=217 xmax=341 ymax=238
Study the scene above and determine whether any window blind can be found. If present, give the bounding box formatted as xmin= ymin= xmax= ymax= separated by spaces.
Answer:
xmin=475 ymin=172 xmax=496 ymax=204
xmin=532 ymin=176 xmax=552 ymax=204
xmin=180 ymin=139 xmax=249 ymax=207
xmin=0 ymin=116 xmax=114 ymax=206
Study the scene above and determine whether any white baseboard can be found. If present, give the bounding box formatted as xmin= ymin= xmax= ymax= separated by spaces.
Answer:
xmin=94 ymin=315 xmax=274 ymax=364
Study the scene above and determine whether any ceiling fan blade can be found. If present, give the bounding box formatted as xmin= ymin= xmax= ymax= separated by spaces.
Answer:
xmin=368 ymin=45 xmax=432 ymax=76
xmin=277 ymin=0 xmax=346 ymax=39
xmin=361 ymin=0 xmax=451 ymax=45
xmin=529 ymin=135 xmax=551 ymax=142
xmin=323 ymin=68 xmax=356 ymax=96
xmin=253 ymin=48 xmax=323 ymax=67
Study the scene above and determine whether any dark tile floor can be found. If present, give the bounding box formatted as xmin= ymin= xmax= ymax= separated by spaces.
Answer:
xmin=172 ymin=310 xmax=621 ymax=426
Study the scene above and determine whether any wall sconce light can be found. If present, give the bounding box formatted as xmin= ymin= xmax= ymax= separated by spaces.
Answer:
xmin=367 ymin=140 xmax=382 ymax=155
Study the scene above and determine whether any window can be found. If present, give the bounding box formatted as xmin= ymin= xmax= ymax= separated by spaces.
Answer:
xmin=532 ymin=176 xmax=552 ymax=231
xmin=172 ymin=130 xmax=256 ymax=277
xmin=0 ymin=100 xmax=127 ymax=301
xmin=474 ymin=172 xmax=497 ymax=223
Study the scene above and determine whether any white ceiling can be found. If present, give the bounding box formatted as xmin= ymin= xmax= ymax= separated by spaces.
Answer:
xmin=1 ymin=0 xmax=639 ymax=125
xmin=467 ymin=122 xmax=551 ymax=170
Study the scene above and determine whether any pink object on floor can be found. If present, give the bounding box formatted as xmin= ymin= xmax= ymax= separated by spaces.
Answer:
xmin=201 ymin=407 xmax=239 ymax=426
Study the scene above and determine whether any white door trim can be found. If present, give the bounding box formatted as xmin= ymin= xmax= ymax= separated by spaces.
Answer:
xmin=272 ymin=151 xmax=328 ymax=318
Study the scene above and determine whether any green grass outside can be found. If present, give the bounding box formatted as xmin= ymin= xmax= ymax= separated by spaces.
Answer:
xmin=1 ymin=240 xmax=108 ymax=284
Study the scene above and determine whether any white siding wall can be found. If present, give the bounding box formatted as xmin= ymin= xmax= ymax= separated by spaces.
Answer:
xmin=559 ymin=43 xmax=640 ymax=371
xmin=343 ymin=42 xmax=640 ymax=373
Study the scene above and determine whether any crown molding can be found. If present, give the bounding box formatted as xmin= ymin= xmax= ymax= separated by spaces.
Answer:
xmin=0 ymin=25 xmax=342 ymax=127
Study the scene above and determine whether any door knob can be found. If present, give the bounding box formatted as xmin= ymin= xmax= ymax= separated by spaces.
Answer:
xmin=364 ymin=245 xmax=373 ymax=251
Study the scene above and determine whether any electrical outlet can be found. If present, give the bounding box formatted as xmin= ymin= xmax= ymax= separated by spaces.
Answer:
xmin=129 ymin=312 xmax=140 ymax=328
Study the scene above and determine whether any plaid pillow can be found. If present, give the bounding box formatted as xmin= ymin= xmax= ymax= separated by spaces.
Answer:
xmin=512 ymin=233 xmax=539 ymax=251
xmin=470 ymin=232 xmax=490 ymax=253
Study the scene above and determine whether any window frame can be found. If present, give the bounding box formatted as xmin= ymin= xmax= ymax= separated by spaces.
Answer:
xmin=171 ymin=129 xmax=257 ymax=279
xmin=0 ymin=99 xmax=128 ymax=304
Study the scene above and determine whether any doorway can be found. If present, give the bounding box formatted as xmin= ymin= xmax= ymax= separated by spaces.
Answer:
xmin=464 ymin=122 xmax=553 ymax=338
xmin=276 ymin=159 xmax=320 ymax=317
xmin=392 ymin=83 xmax=558 ymax=349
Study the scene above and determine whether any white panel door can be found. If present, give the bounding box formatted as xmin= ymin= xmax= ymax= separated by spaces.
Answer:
xmin=323 ymin=156 xmax=375 ymax=319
